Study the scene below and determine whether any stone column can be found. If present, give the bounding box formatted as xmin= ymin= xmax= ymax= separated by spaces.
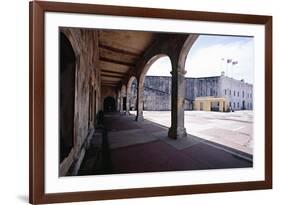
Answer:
xmin=120 ymin=90 xmax=124 ymax=113
xmin=219 ymin=100 xmax=224 ymax=112
xmin=168 ymin=67 xmax=187 ymax=139
xmin=136 ymin=80 xmax=144 ymax=121
xmin=126 ymin=87 xmax=130 ymax=115
xmin=116 ymin=91 xmax=120 ymax=112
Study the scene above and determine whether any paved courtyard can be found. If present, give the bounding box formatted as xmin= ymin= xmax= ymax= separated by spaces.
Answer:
xmin=131 ymin=110 xmax=253 ymax=155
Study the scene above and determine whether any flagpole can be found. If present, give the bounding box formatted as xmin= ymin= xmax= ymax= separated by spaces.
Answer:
xmin=221 ymin=58 xmax=225 ymax=75
xmin=226 ymin=59 xmax=232 ymax=77
xmin=232 ymin=61 xmax=238 ymax=79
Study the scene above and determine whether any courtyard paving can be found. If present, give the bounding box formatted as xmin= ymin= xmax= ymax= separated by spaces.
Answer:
xmin=131 ymin=110 xmax=253 ymax=155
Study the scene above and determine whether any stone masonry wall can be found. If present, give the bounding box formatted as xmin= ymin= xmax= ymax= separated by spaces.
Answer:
xmin=60 ymin=28 xmax=101 ymax=176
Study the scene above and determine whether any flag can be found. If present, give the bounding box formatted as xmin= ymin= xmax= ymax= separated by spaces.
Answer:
xmin=227 ymin=59 xmax=232 ymax=63
xmin=232 ymin=61 xmax=238 ymax=65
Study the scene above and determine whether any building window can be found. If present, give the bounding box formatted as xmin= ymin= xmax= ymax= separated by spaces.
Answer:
xmin=234 ymin=90 xmax=236 ymax=96
xmin=225 ymin=89 xmax=227 ymax=95
xmin=237 ymin=102 xmax=239 ymax=108
xmin=234 ymin=102 xmax=236 ymax=108
xmin=250 ymin=93 xmax=252 ymax=98
xmin=247 ymin=93 xmax=249 ymax=98
xmin=238 ymin=91 xmax=239 ymax=97
xmin=229 ymin=90 xmax=231 ymax=96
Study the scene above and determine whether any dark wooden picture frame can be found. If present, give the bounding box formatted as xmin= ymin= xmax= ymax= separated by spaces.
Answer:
xmin=29 ymin=1 xmax=272 ymax=204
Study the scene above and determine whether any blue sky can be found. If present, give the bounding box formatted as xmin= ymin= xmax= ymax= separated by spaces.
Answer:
xmin=146 ymin=35 xmax=254 ymax=84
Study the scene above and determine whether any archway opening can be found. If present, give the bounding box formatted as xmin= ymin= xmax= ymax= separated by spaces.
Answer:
xmin=144 ymin=56 xmax=172 ymax=111
xmin=59 ymin=32 xmax=76 ymax=163
xmin=136 ymin=55 xmax=172 ymax=127
xmin=103 ymin=96 xmax=116 ymax=112
xmin=185 ymin=34 xmax=254 ymax=154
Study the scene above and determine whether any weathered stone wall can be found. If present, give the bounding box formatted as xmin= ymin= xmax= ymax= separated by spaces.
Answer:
xmin=143 ymin=76 xmax=171 ymax=110
xmin=132 ymin=75 xmax=253 ymax=111
xmin=59 ymin=28 xmax=101 ymax=176
xmin=143 ymin=86 xmax=171 ymax=110
xmin=190 ymin=76 xmax=220 ymax=99
xmin=144 ymin=76 xmax=172 ymax=94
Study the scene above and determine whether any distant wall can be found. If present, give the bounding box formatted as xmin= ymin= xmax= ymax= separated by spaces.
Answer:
xmin=143 ymin=76 xmax=171 ymax=110
xmin=133 ymin=75 xmax=253 ymax=111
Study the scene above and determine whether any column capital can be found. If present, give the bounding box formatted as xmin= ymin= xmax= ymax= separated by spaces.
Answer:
xmin=178 ymin=69 xmax=187 ymax=76
xmin=170 ymin=69 xmax=187 ymax=77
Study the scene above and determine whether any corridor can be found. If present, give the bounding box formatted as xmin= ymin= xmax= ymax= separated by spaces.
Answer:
xmin=78 ymin=113 xmax=252 ymax=175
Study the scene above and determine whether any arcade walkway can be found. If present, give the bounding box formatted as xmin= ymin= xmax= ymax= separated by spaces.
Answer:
xmin=78 ymin=113 xmax=252 ymax=175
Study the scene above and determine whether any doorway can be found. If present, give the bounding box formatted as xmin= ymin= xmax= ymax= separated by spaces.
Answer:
xmin=104 ymin=96 xmax=116 ymax=112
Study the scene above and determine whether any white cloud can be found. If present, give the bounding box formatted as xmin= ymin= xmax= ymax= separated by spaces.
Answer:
xmin=146 ymin=36 xmax=254 ymax=84
xmin=146 ymin=56 xmax=172 ymax=76
xmin=186 ymin=39 xmax=254 ymax=84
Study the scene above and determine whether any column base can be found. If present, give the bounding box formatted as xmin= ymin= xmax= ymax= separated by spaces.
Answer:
xmin=168 ymin=127 xmax=187 ymax=139
xmin=135 ymin=115 xmax=144 ymax=121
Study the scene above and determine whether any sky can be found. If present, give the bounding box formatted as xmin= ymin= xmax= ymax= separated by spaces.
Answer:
xmin=146 ymin=35 xmax=254 ymax=84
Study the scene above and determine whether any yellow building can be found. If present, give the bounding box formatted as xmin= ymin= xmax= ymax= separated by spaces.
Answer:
xmin=194 ymin=96 xmax=229 ymax=112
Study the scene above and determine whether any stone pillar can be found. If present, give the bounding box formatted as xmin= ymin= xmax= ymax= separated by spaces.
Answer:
xmin=168 ymin=67 xmax=187 ymax=139
xmin=136 ymin=80 xmax=144 ymax=121
xmin=120 ymin=91 xmax=124 ymax=113
xmin=219 ymin=100 xmax=224 ymax=112
xmin=126 ymin=87 xmax=130 ymax=115
xmin=116 ymin=91 xmax=120 ymax=112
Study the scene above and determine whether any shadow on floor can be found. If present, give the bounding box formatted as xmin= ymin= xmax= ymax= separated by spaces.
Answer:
xmin=78 ymin=112 xmax=252 ymax=176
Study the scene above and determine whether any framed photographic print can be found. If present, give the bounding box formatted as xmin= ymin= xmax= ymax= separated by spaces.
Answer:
xmin=29 ymin=1 xmax=272 ymax=204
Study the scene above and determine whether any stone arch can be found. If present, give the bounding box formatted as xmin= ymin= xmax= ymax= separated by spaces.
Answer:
xmin=59 ymin=32 xmax=76 ymax=163
xmin=136 ymin=54 xmax=172 ymax=121
xmin=139 ymin=54 xmax=171 ymax=86
xmin=177 ymin=34 xmax=199 ymax=72
xmin=60 ymin=28 xmax=81 ymax=58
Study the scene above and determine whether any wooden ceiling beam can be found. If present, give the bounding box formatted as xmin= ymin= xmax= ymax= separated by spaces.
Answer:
xmin=101 ymin=84 xmax=119 ymax=87
xmin=99 ymin=44 xmax=139 ymax=56
xmin=100 ymin=57 xmax=135 ymax=67
xmin=101 ymin=70 xmax=126 ymax=75
xmin=101 ymin=74 xmax=123 ymax=79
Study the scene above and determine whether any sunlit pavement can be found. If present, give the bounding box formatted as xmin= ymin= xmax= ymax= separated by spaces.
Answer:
xmin=130 ymin=110 xmax=253 ymax=155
